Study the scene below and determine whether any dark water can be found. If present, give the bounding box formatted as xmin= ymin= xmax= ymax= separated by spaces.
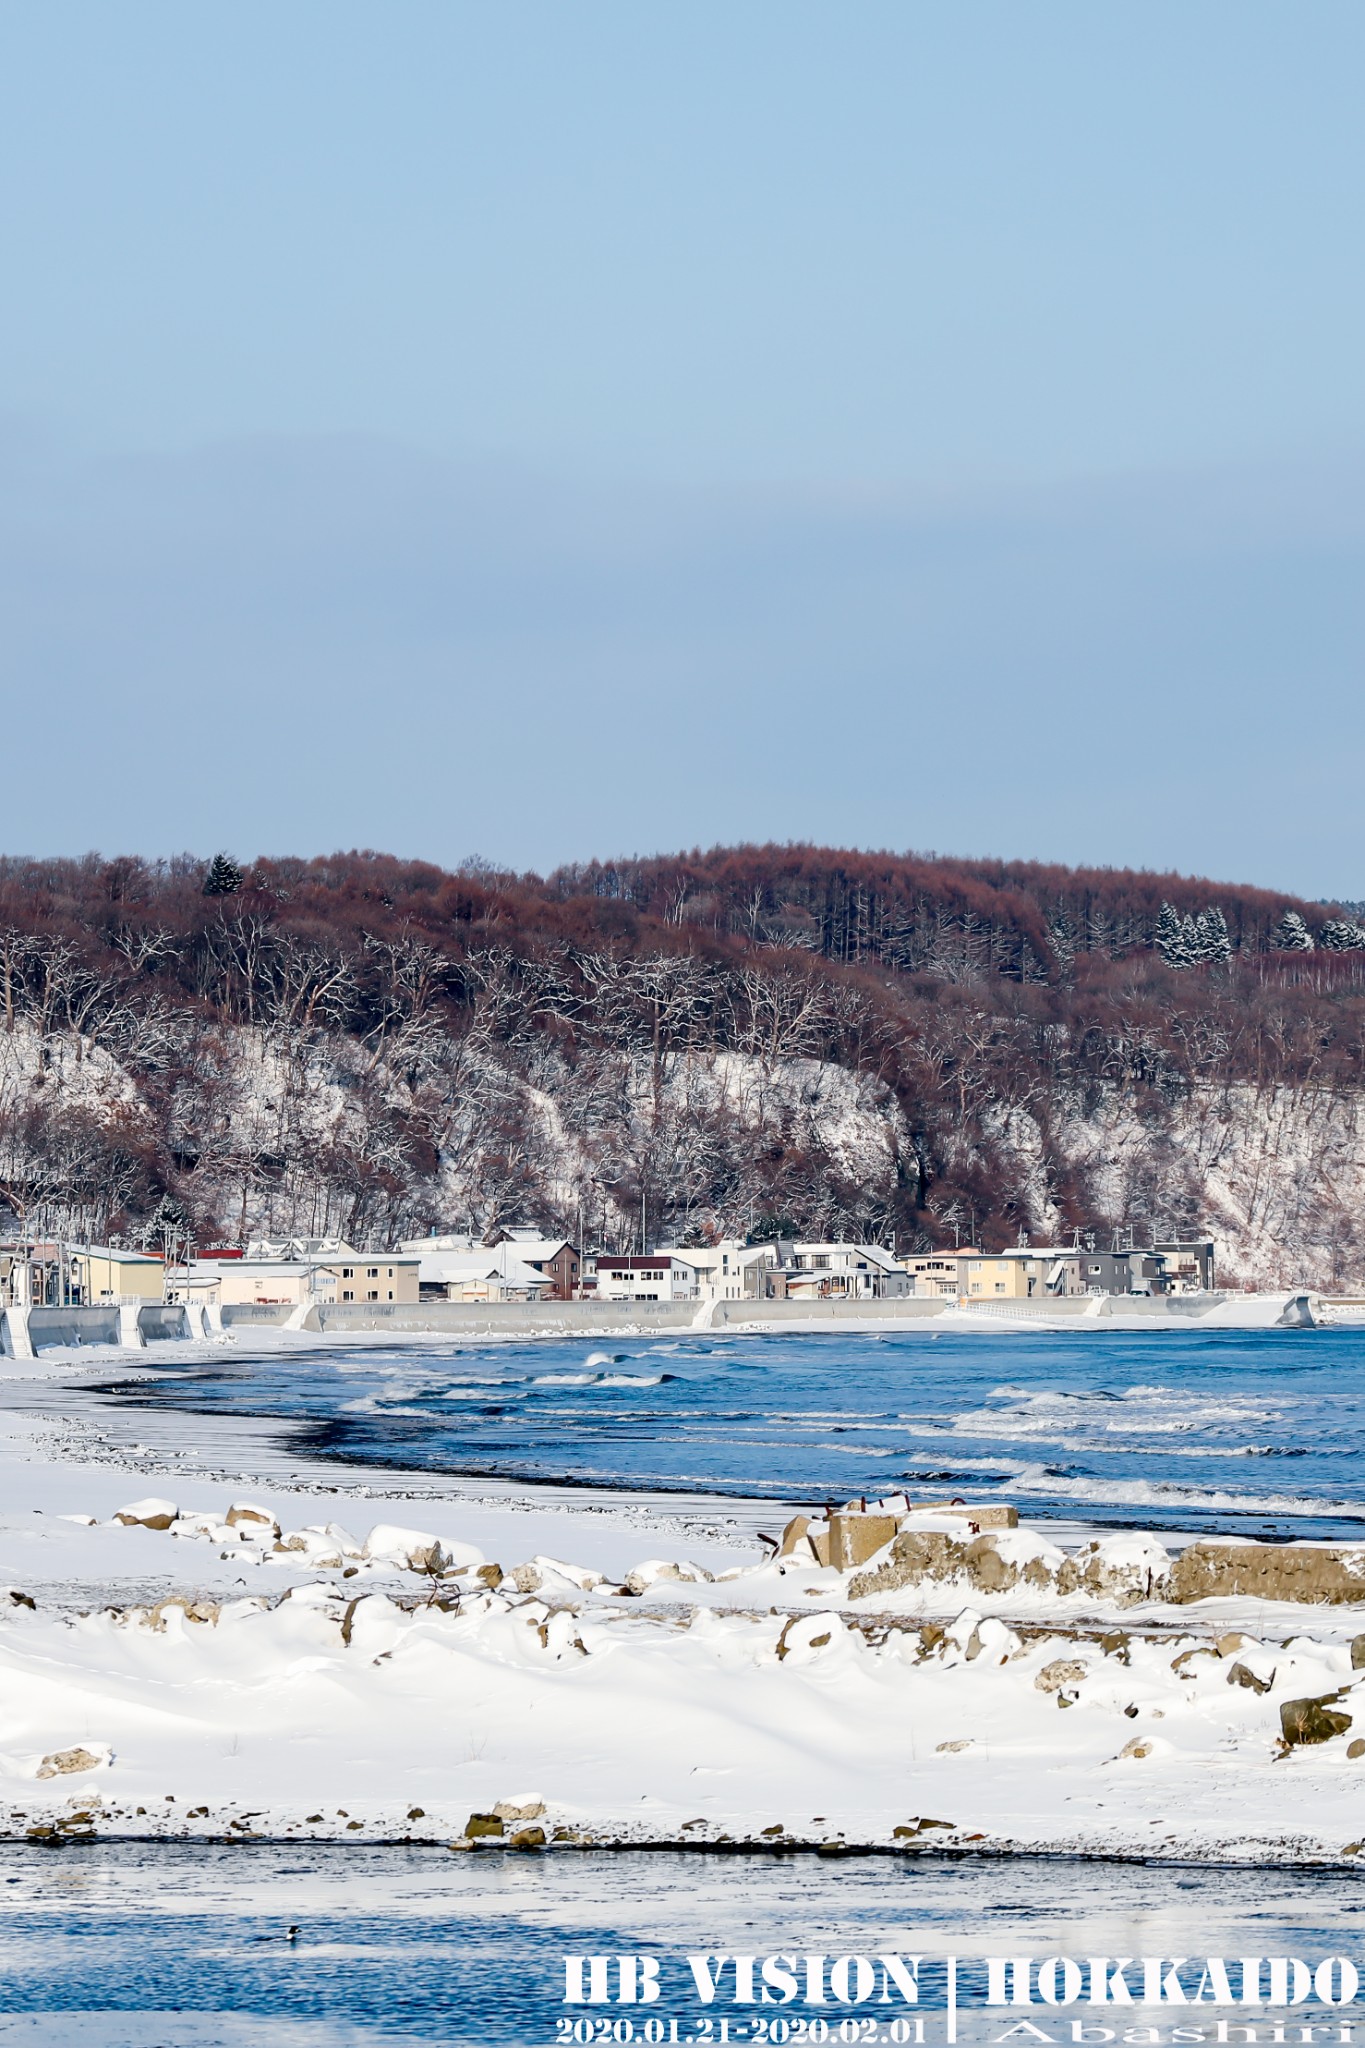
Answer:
xmin=108 ymin=1326 xmax=1365 ymax=1540
xmin=1 ymin=1843 xmax=1364 ymax=2045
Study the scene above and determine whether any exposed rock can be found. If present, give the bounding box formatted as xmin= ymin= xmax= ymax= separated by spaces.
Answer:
xmin=1217 ymin=1631 xmax=1255 ymax=1657
xmin=114 ymin=1498 xmax=178 ymax=1531
xmin=146 ymin=1597 xmax=220 ymax=1629
xmin=935 ymin=1739 xmax=972 ymax=1753
xmin=226 ymin=1503 xmax=281 ymax=1536
xmin=775 ymin=1613 xmax=843 ymax=1662
xmin=475 ymin=1564 xmax=504 ymax=1590
xmin=1227 ymin=1660 xmax=1273 ymax=1694
xmin=494 ymin=1800 xmax=546 ymax=1822
xmin=846 ymin=1529 xmax=966 ymax=1602
xmin=363 ymin=1525 xmax=449 ymax=1573
xmin=36 ymin=1746 xmax=108 ymax=1779
xmin=464 ymin=1812 xmax=505 ymax=1838
xmin=1116 ymin=1737 xmax=1153 ymax=1760
xmin=1349 ymin=1740 xmax=1365 ymax=1760
xmin=1281 ymin=1695 xmax=1354 ymax=1746
xmin=1170 ymin=1542 xmax=1365 ymax=1607
xmin=510 ymin=1826 xmax=547 ymax=1848
xmin=623 ymin=1559 xmax=713 ymax=1596
xmin=1056 ymin=1535 xmax=1170 ymax=1608
xmin=511 ymin=1564 xmax=544 ymax=1593
xmin=1352 ymin=1636 xmax=1365 ymax=1670
xmin=1171 ymin=1647 xmax=1219 ymax=1678
xmin=1036 ymin=1658 xmax=1087 ymax=1693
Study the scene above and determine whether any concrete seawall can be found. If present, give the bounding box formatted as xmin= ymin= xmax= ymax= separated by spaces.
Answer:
xmin=0 ymin=1289 xmax=1318 ymax=1353
xmin=0 ymin=1304 xmax=192 ymax=1355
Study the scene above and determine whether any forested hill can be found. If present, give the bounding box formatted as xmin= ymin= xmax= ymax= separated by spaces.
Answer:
xmin=1 ymin=845 xmax=1364 ymax=1288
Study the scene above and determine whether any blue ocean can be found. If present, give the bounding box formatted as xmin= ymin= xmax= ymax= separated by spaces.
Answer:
xmin=106 ymin=1325 xmax=1365 ymax=1540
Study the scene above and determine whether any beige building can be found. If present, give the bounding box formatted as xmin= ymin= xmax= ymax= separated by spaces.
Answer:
xmin=184 ymin=1240 xmax=421 ymax=1308
xmin=905 ymin=1251 xmax=975 ymax=1299
xmin=250 ymin=1238 xmax=420 ymax=1304
xmin=68 ymin=1246 xmax=166 ymax=1304
xmin=958 ymin=1248 xmax=1080 ymax=1300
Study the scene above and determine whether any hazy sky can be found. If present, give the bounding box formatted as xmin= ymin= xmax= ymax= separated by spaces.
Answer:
xmin=3 ymin=4 xmax=1363 ymax=894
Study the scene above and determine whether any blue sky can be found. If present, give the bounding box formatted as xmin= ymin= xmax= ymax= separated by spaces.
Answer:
xmin=3 ymin=4 xmax=1363 ymax=893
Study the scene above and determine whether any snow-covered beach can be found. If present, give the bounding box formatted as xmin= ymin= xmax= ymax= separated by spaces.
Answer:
xmin=5 ymin=1331 xmax=1365 ymax=1864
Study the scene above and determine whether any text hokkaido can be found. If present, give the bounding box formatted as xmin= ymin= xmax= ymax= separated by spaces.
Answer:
xmin=988 ymin=1962 xmax=1363 ymax=2008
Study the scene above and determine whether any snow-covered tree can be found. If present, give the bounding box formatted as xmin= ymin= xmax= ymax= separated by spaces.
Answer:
xmin=1272 ymin=910 xmax=1314 ymax=951
xmin=1046 ymin=913 xmax=1075 ymax=972
xmin=1197 ymin=907 xmax=1232 ymax=962
xmin=1155 ymin=902 xmax=1187 ymax=965
xmin=1319 ymin=919 xmax=1365 ymax=952
xmin=1157 ymin=903 xmax=1232 ymax=967
xmin=140 ymin=1191 xmax=193 ymax=1260
xmin=203 ymin=852 xmax=243 ymax=897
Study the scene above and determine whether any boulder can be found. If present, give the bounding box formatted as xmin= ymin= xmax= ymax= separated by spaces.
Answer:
xmin=846 ymin=1529 xmax=966 ymax=1602
xmin=623 ymin=1559 xmax=713 ymax=1596
xmin=1281 ymin=1695 xmax=1354 ymax=1746
xmin=36 ymin=1746 xmax=108 ymax=1779
xmin=774 ymin=1612 xmax=843 ymax=1662
xmin=510 ymin=1826 xmax=547 ymax=1849
xmin=1035 ymin=1658 xmax=1087 ymax=1693
xmin=1227 ymin=1660 xmax=1273 ymax=1694
xmin=494 ymin=1799 xmax=546 ymax=1822
xmin=464 ymin=1812 xmax=504 ymax=1838
xmin=114 ymin=1498 xmax=178 ymax=1531
xmin=363 ymin=1525 xmax=449 ymax=1573
xmin=1352 ymin=1636 xmax=1365 ymax=1670
xmin=226 ymin=1503 xmax=281 ymax=1536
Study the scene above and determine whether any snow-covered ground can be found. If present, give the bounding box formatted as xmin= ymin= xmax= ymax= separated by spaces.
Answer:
xmin=4 ymin=1341 xmax=1365 ymax=1862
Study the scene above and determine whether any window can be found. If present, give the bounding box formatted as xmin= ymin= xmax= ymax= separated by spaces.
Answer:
xmin=995 ymin=1282 xmax=1006 ymax=1294
xmin=366 ymin=1290 xmax=378 ymax=1301
xmin=342 ymin=1289 xmax=354 ymax=1301
xmin=342 ymin=1267 xmax=353 ymax=1279
xmin=367 ymin=1267 xmax=379 ymax=1279
xmin=387 ymin=1291 xmax=394 ymax=1301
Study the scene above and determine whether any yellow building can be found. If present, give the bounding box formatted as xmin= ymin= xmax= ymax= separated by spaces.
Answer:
xmin=958 ymin=1249 xmax=1069 ymax=1300
xmin=69 ymin=1246 xmax=166 ymax=1304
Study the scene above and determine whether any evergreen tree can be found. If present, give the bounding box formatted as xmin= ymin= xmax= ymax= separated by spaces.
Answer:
xmin=1319 ymin=919 xmax=1365 ymax=952
xmin=1200 ymin=906 xmax=1232 ymax=962
xmin=202 ymin=852 xmax=243 ymax=897
xmin=1272 ymin=910 xmax=1314 ymax=951
xmin=140 ymin=1192 xmax=193 ymax=1259
xmin=1155 ymin=902 xmax=1187 ymax=965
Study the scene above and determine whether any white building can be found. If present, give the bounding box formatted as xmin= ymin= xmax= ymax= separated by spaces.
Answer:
xmin=407 ymin=1241 xmax=553 ymax=1302
xmin=594 ymin=1255 xmax=699 ymax=1303
xmin=661 ymin=1240 xmax=776 ymax=1301
xmin=776 ymin=1243 xmax=910 ymax=1300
